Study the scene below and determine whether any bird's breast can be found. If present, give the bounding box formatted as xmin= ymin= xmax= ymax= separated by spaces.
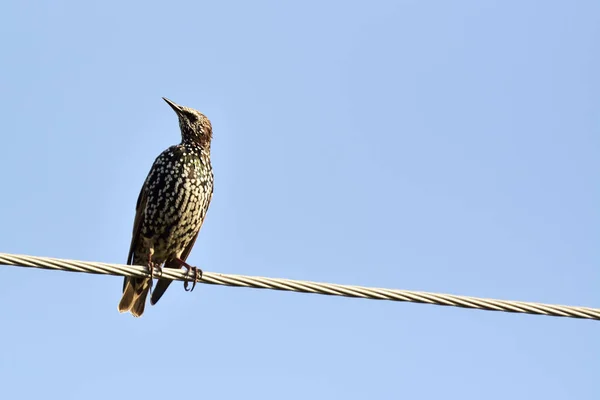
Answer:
xmin=142 ymin=146 xmax=213 ymax=246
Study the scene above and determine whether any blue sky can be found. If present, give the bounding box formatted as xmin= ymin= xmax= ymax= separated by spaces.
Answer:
xmin=0 ymin=0 xmax=598 ymax=398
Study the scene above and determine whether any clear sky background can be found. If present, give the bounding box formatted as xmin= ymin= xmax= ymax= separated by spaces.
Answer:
xmin=0 ymin=1 xmax=598 ymax=399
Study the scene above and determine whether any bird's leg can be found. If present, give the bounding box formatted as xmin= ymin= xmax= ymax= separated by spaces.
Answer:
xmin=148 ymin=253 xmax=154 ymax=279
xmin=173 ymin=258 xmax=202 ymax=292
xmin=146 ymin=248 xmax=162 ymax=279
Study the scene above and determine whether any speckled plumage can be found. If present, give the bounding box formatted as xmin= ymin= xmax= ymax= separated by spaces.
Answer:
xmin=118 ymin=97 xmax=214 ymax=317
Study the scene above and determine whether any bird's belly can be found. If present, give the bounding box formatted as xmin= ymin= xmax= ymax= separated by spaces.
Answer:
xmin=142 ymin=176 xmax=211 ymax=263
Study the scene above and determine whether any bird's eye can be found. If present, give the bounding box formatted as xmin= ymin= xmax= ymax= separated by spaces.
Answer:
xmin=185 ymin=111 xmax=198 ymax=121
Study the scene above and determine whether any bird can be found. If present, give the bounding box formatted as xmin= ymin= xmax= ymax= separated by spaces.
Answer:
xmin=118 ymin=97 xmax=214 ymax=317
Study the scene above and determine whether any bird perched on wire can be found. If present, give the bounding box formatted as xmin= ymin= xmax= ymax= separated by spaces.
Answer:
xmin=118 ymin=97 xmax=214 ymax=317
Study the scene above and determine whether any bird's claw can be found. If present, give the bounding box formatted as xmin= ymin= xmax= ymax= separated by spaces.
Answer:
xmin=147 ymin=261 xmax=163 ymax=280
xmin=184 ymin=266 xmax=202 ymax=292
xmin=147 ymin=253 xmax=162 ymax=300
xmin=174 ymin=258 xmax=202 ymax=292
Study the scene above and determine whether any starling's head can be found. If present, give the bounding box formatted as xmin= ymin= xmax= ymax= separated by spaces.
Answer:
xmin=162 ymin=97 xmax=212 ymax=147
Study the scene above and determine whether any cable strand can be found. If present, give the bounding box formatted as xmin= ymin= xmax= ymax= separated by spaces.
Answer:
xmin=0 ymin=252 xmax=597 ymax=320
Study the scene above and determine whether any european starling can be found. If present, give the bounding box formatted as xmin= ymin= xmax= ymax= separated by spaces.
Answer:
xmin=118 ymin=97 xmax=214 ymax=317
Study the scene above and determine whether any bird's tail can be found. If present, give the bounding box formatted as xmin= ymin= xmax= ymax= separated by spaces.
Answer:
xmin=118 ymin=277 xmax=151 ymax=317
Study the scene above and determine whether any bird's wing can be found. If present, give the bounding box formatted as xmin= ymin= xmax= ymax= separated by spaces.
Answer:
xmin=128 ymin=184 xmax=147 ymax=265
xmin=150 ymin=229 xmax=200 ymax=305
xmin=122 ymin=184 xmax=147 ymax=292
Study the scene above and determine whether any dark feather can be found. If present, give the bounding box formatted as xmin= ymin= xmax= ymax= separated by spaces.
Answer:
xmin=122 ymin=184 xmax=148 ymax=292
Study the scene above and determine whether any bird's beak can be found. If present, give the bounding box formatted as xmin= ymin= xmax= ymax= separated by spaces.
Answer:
xmin=162 ymin=97 xmax=182 ymax=115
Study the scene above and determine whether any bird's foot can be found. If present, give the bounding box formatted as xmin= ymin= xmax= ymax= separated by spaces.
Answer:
xmin=149 ymin=263 xmax=163 ymax=280
xmin=147 ymin=253 xmax=163 ymax=279
xmin=174 ymin=258 xmax=202 ymax=292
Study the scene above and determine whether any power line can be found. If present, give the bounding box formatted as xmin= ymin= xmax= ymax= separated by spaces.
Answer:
xmin=0 ymin=252 xmax=597 ymax=320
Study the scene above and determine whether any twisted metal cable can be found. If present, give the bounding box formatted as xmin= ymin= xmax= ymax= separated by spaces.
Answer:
xmin=0 ymin=252 xmax=597 ymax=321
